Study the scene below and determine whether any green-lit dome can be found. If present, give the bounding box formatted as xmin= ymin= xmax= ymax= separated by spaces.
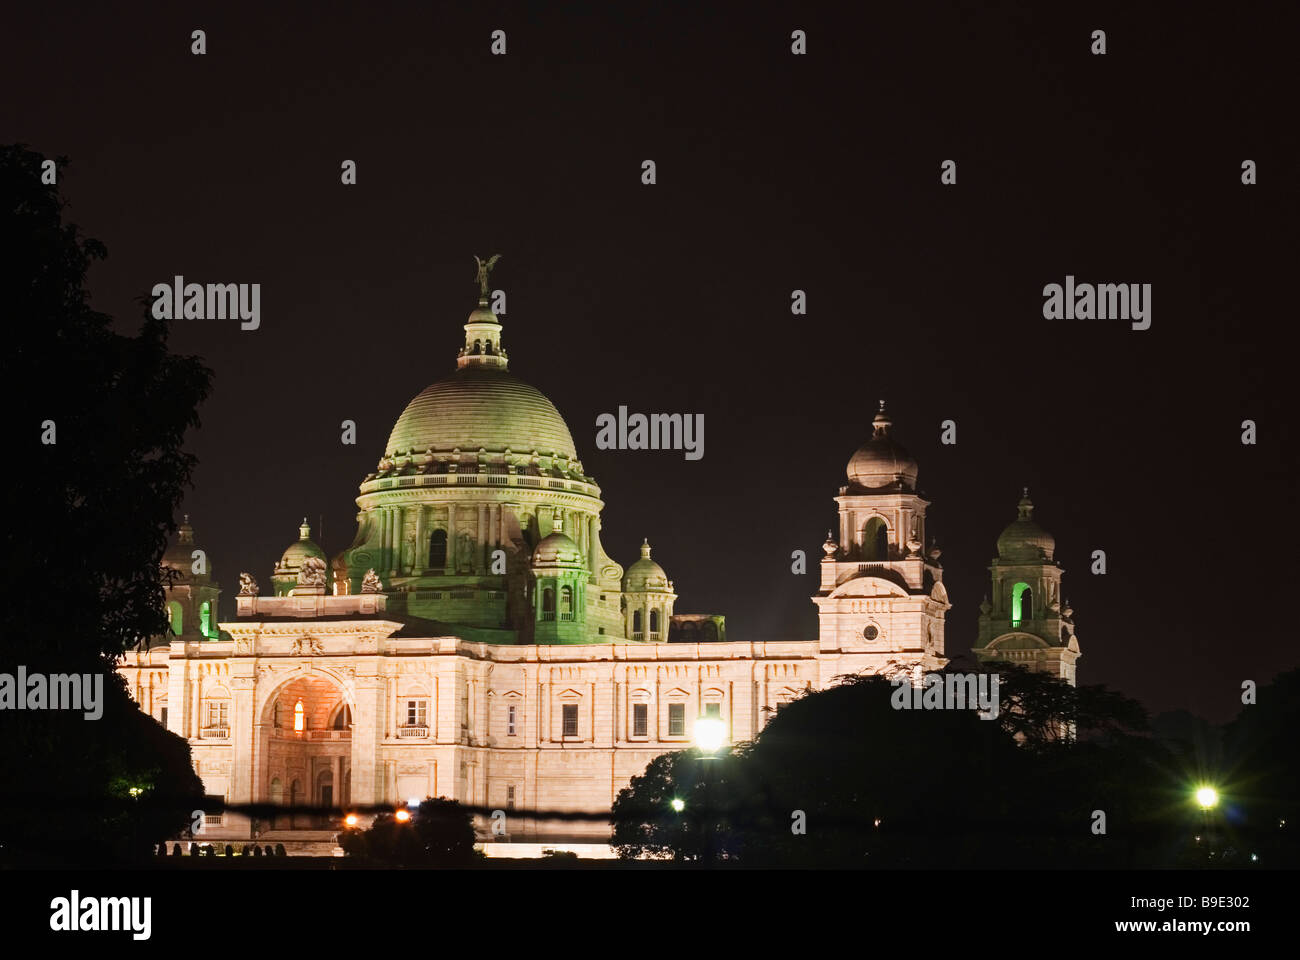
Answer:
xmin=278 ymin=519 xmax=326 ymax=569
xmin=384 ymin=367 xmax=577 ymax=460
xmin=532 ymin=530 xmax=585 ymax=567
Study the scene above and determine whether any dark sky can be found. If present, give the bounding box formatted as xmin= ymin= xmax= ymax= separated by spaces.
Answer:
xmin=6 ymin=2 xmax=1297 ymax=722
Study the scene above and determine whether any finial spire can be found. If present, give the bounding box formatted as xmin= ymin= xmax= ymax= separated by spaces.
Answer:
xmin=640 ymin=538 xmax=652 ymax=559
xmin=299 ymin=518 xmax=312 ymax=539
xmin=1017 ymin=489 xmax=1034 ymax=521
xmin=872 ymin=401 xmax=892 ymax=437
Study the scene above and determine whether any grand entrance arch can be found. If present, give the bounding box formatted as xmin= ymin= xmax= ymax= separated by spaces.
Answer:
xmin=258 ymin=673 xmax=354 ymax=829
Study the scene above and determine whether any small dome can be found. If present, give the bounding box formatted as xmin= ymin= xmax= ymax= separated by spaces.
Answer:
xmin=997 ymin=490 xmax=1055 ymax=561
xmin=277 ymin=518 xmax=326 ymax=571
xmin=532 ymin=519 xmax=585 ymax=567
xmin=162 ymin=515 xmax=209 ymax=579
xmin=847 ymin=402 xmax=919 ymax=490
xmin=623 ymin=539 xmax=672 ymax=593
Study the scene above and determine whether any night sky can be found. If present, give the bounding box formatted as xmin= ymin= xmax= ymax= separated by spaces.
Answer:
xmin=7 ymin=2 xmax=1296 ymax=722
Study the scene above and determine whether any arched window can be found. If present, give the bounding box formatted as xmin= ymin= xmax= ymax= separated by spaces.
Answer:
xmin=633 ymin=610 xmax=642 ymax=633
xmin=199 ymin=601 xmax=212 ymax=638
xmin=293 ymin=699 xmax=305 ymax=732
xmin=541 ymin=587 xmax=556 ymax=621
xmin=560 ymin=585 xmax=573 ymax=619
xmin=167 ymin=601 xmax=183 ymax=636
xmin=862 ymin=517 xmax=889 ymax=561
xmin=1011 ymin=582 xmax=1034 ymax=625
xmin=332 ymin=704 xmax=352 ymax=730
xmin=649 ymin=609 xmax=659 ymax=634
xmin=429 ymin=529 xmax=448 ymax=569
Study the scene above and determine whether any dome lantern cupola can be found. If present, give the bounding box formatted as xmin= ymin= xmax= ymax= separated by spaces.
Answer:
xmin=846 ymin=401 xmax=920 ymax=491
xmin=996 ymin=488 xmax=1056 ymax=561
xmin=457 ymin=254 xmax=508 ymax=372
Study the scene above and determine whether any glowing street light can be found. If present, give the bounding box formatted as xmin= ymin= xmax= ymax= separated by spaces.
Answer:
xmin=1195 ymin=786 xmax=1219 ymax=810
xmin=670 ymin=798 xmax=685 ymax=813
xmin=395 ymin=808 xmax=411 ymax=823
xmin=694 ymin=716 xmax=726 ymax=757
xmin=344 ymin=813 xmax=359 ymax=827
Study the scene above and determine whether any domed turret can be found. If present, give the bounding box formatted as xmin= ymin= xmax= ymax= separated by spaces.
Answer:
xmin=846 ymin=402 xmax=919 ymax=490
xmin=162 ymin=515 xmax=209 ymax=581
xmin=272 ymin=519 xmax=326 ymax=595
xmin=623 ymin=539 xmax=672 ymax=593
xmin=996 ymin=490 xmax=1056 ymax=561
xmin=532 ymin=519 xmax=585 ymax=567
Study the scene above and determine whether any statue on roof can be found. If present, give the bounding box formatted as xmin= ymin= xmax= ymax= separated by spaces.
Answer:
xmin=361 ymin=568 xmax=383 ymax=594
xmin=238 ymin=572 xmax=258 ymax=596
xmin=297 ymin=556 xmax=327 ymax=587
xmin=473 ymin=254 xmax=501 ymax=299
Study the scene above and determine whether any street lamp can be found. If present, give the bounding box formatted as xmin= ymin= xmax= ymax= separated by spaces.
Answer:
xmin=395 ymin=808 xmax=411 ymax=823
xmin=1195 ymin=786 xmax=1219 ymax=810
xmin=694 ymin=716 xmax=726 ymax=758
xmin=693 ymin=716 xmax=728 ymax=863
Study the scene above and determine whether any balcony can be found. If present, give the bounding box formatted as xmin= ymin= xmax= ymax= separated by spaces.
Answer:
xmin=308 ymin=729 xmax=351 ymax=741
xmin=539 ymin=612 xmax=556 ymax=622
xmin=200 ymin=726 xmax=230 ymax=740
xmin=398 ymin=725 xmax=429 ymax=739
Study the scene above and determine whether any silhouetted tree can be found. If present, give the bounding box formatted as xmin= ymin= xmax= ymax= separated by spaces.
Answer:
xmin=0 ymin=144 xmax=210 ymax=865
xmin=340 ymin=798 xmax=478 ymax=866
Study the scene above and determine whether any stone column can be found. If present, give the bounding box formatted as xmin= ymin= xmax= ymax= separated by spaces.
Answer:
xmin=229 ymin=675 xmax=256 ymax=804
xmin=394 ymin=506 xmax=405 ymax=576
xmin=413 ymin=506 xmax=425 ymax=576
xmin=447 ymin=505 xmax=458 ymax=573
xmin=380 ymin=509 xmax=391 ymax=577
xmin=587 ymin=516 xmax=598 ymax=575
xmin=476 ymin=504 xmax=487 ymax=573
xmin=350 ymin=673 xmax=384 ymax=805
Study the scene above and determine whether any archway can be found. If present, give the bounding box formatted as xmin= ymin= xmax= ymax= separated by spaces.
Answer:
xmin=1011 ymin=582 xmax=1034 ymax=624
xmin=862 ymin=517 xmax=889 ymax=561
xmin=258 ymin=672 xmax=353 ymax=833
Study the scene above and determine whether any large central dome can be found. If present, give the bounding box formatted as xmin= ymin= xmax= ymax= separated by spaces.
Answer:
xmin=385 ymin=367 xmax=577 ymax=459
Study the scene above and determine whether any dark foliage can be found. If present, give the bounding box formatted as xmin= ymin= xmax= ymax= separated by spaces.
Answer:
xmin=0 ymin=144 xmax=210 ymax=865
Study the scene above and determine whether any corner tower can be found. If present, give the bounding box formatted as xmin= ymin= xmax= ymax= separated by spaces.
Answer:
xmin=158 ymin=516 xmax=223 ymax=645
xmin=812 ymin=404 xmax=949 ymax=676
xmin=972 ymin=490 xmax=1081 ymax=684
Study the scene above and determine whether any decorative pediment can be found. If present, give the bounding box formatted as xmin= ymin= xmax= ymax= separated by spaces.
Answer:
xmin=829 ymin=575 xmax=909 ymax=600
xmin=988 ymin=632 xmax=1050 ymax=651
xmin=557 ymin=688 xmax=584 ymax=702
xmin=663 ymin=687 xmax=691 ymax=701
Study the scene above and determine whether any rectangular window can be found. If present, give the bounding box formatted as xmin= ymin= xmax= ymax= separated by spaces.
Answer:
xmin=160 ymin=706 xmax=168 ymax=728
xmin=562 ymin=704 xmax=579 ymax=738
xmin=506 ymin=785 xmax=516 ymax=810
xmin=205 ymin=702 xmax=228 ymax=727
xmin=704 ymin=702 xmax=721 ymax=720
xmin=406 ymin=699 xmax=428 ymax=726
xmin=507 ymin=704 xmax=517 ymax=736
xmin=668 ymin=703 xmax=686 ymax=737
xmin=632 ymin=703 xmax=648 ymax=737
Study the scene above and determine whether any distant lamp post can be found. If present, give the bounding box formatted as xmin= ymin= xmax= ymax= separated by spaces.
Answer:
xmin=1195 ymin=786 xmax=1219 ymax=810
xmin=344 ymin=813 xmax=359 ymax=827
xmin=670 ymin=798 xmax=685 ymax=813
xmin=395 ymin=808 xmax=411 ymax=823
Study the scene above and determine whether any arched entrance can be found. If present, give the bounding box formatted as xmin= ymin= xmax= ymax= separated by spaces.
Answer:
xmin=259 ymin=673 xmax=354 ymax=832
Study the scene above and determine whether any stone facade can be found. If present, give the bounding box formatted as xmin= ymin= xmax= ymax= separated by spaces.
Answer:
xmin=118 ymin=266 xmax=1075 ymax=845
